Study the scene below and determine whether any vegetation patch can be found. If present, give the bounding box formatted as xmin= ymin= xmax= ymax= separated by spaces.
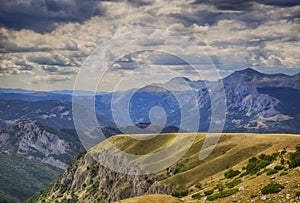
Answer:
xmin=191 ymin=192 xmax=202 ymax=200
xmin=266 ymin=169 xmax=278 ymax=176
xmin=87 ymin=181 xmax=99 ymax=196
xmin=204 ymin=189 xmax=214 ymax=196
xmin=224 ymin=169 xmax=241 ymax=179
xmin=225 ymin=178 xmax=242 ymax=188
xmin=295 ymin=191 xmax=300 ymax=198
xmin=174 ymin=163 xmax=187 ymax=174
xmin=261 ymin=182 xmax=284 ymax=194
xmin=274 ymin=165 xmax=285 ymax=170
xmin=207 ymin=188 xmax=239 ymax=201
xmin=171 ymin=189 xmax=189 ymax=198
xmin=243 ymin=153 xmax=277 ymax=175
xmin=289 ymin=145 xmax=300 ymax=168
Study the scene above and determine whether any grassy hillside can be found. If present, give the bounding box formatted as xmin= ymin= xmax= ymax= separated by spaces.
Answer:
xmin=26 ymin=133 xmax=300 ymax=203
xmin=98 ymin=133 xmax=299 ymax=188
xmin=115 ymin=194 xmax=181 ymax=203
xmin=119 ymin=141 xmax=300 ymax=202
xmin=0 ymin=151 xmax=63 ymax=202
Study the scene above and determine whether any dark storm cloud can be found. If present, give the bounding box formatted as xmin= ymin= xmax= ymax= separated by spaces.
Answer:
xmin=193 ymin=0 xmax=300 ymax=11
xmin=170 ymin=1 xmax=299 ymax=30
xmin=0 ymin=0 xmax=103 ymax=33
xmin=169 ymin=11 xmax=264 ymax=29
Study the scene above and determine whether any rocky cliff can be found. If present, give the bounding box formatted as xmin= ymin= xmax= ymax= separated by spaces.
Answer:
xmin=0 ymin=122 xmax=83 ymax=169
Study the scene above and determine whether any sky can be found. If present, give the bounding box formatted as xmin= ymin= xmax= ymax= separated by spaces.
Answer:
xmin=0 ymin=0 xmax=299 ymax=91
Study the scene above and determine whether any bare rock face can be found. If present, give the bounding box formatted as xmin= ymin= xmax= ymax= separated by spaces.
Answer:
xmin=0 ymin=122 xmax=82 ymax=169
xmin=50 ymin=149 xmax=177 ymax=203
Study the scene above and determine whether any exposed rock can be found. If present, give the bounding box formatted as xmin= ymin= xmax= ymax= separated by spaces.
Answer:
xmin=54 ymin=150 xmax=176 ymax=202
xmin=0 ymin=122 xmax=82 ymax=169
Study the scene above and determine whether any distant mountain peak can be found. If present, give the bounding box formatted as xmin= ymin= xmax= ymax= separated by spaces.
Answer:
xmin=224 ymin=68 xmax=266 ymax=84
xmin=139 ymin=85 xmax=168 ymax=92
xmin=234 ymin=68 xmax=264 ymax=75
xmin=168 ymin=76 xmax=191 ymax=83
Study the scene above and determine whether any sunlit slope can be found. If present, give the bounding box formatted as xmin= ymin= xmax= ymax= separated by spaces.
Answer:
xmin=114 ymin=194 xmax=181 ymax=203
xmin=91 ymin=133 xmax=300 ymax=188
xmin=26 ymin=133 xmax=300 ymax=203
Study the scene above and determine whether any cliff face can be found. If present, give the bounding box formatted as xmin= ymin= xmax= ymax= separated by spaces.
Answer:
xmin=0 ymin=122 xmax=83 ymax=169
xmin=56 ymin=151 xmax=173 ymax=202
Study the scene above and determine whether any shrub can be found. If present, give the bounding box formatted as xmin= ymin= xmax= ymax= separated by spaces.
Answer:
xmin=266 ymin=169 xmax=278 ymax=176
xmin=289 ymin=145 xmax=300 ymax=168
xmin=245 ymin=156 xmax=271 ymax=175
xmin=295 ymin=190 xmax=300 ymax=198
xmin=206 ymin=193 xmax=220 ymax=201
xmin=261 ymin=182 xmax=284 ymax=194
xmin=174 ymin=163 xmax=187 ymax=174
xmin=274 ymin=165 xmax=285 ymax=170
xmin=217 ymin=184 xmax=224 ymax=193
xmin=171 ymin=189 xmax=189 ymax=198
xmin=87 ymin=181 xmax=99 ymax=196
xmin=224 ymin=169 xmax=241 ymax=179
xmin=225 ymin=179 xmax=242 ymax=188
xmin=192 ymin=192 xmax=202 ymax=200
xmin=259 ymin=153 xmax=276 ymax=162
xmin=206 ymin=188 xmax=238 ymax=201
xmin=220 ymin=188 xmax=239 ymax=198
xmin=204 ymin=189 xmax=214 ymax=196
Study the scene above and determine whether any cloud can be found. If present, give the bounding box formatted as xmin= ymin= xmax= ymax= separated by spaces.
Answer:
xmin=0 ymin=0 xmax=299 ymax=90
xmin=0 ymin=0 xmax=104 ymax=33
xmin=27 ymin=54 xmax=80 ymax=67
xmin=32 ymin=75 xmax=73 ymax=84
xmin=0 ymin=55 xmax=35 ymax=76
xmin=194 ymin=0 xmax=300 ymax=11
xmin=42 ymin=65 xmax=78 ymax=75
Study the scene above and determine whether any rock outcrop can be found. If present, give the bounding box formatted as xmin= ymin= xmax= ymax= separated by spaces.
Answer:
xmin=0 ymin=122 xmax=83 ymax=169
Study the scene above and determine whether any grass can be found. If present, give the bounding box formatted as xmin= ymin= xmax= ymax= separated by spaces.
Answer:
xmin=31 ymin=133 xmax=300 ymax=203
xmin=92 ymin=133 xmax=300 ymax=190
xmin=115 ymin=194 xmax=182 ymax=203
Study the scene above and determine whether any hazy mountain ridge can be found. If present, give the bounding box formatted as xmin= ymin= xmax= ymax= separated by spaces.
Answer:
xmin=0 ymin=68 xmax=299 ymax=133
xmin=0 ymin=99 xmax=113 ymax=130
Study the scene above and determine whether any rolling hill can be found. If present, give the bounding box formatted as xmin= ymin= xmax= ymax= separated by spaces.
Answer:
xmin=25 ymin=132 xmax=300 ymax=203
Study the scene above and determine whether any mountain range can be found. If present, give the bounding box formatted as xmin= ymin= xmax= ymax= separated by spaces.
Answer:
xmin=0 ymin=68 xmax=299 ymax=133
xmin=0 ymin=68 xmax=299 ymax=202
